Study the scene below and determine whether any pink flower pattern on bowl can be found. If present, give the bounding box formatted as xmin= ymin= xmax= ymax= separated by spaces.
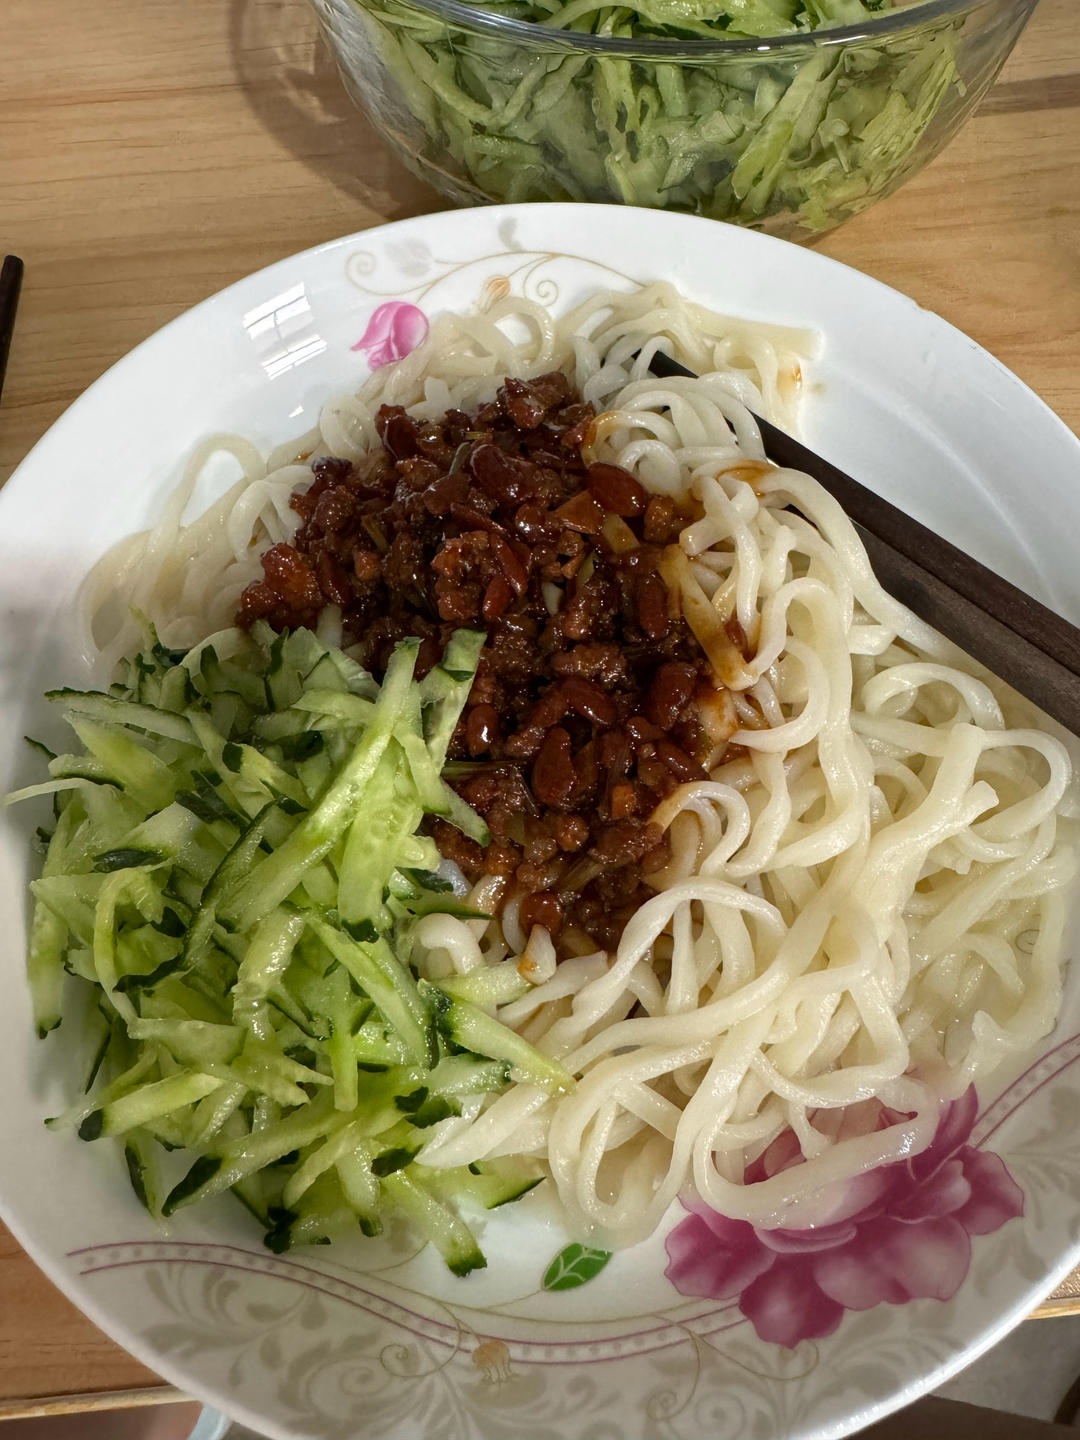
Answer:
xmin=664 ymin=1087 xmax=1024 ymax=1348
xmin=352 ymin=301 xmax=429 ymax=367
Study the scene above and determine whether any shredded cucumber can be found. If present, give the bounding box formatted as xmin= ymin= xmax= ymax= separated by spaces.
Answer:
xmin=346 ymin=0 xmax=965 ymax=235
xmin=11 ymin=622 xmax=564 ymax=1273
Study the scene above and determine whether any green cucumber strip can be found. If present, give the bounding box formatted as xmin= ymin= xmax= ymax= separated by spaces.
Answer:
xmin=395 ymin=1092 xmax=459 ymax=1128
xmin=396 ymin=726 xmax=451 ymax=816
xmin=233 ymin=1034 xmax=333 ymax=1097
xmin=420 ymin=629 xmax=486 ymax=769
xmin=393 ymin=891 xmax=490 ymax=923
xmin=191 ymin=643 xmax=266 ymax=710
xmin=325 ymin=964 xmax=360 ymax=1112
xmin=93 ymin=847 xmax=163 ymax=872
xmin=265 ymin=987 xmax=322 ymax=1040
xmin=120 ymin=802 xmax=222 ymax=882
xmin=79 ymin=1070 xmax=222 ymax=1140
xmin=328 ymin=1018 xmax=358 ymax=1113
xmin=230 ymin=1170 xmax=281 ymax=1229
xmin=166 ymin=868 xmax=204 ymax=912
xmin=5 ymin=777 xmax=104 ymax=805
xmin=428 ymin=1157 xmax=544 ymax=1211
xmin=188 ymin=711 xmax=308 ymax=812
xmin=426 ymin=984 xmax=574 ymax=1094
xmin=222 ymin=640 xmax=420 ymax=932
xmin=371 ymin=1145 xmax=420 ymax=1177
xmin=91 ymin=872 xmax=141 ymax=1022
xmin=124 ymin=1129 xmax=165 ymax=1217
xmin=179 ymin=626 xmax=251 ymax=673
xmin=269 ymin=1171 xmax=358 ymax=1251
xmin=157 ymin=662 xmax=194 ymax=714
xmin=291 ymin=690 xmax=376 ymax=726
xmin=439 ymin=961 xmax=530 ymax=1008
xmin=188 ymin=1080 xmax=249 ymax=1151
xmin=163 ymin=1096 xmax=351 ymax=1213
xmin=132 ymin=1026 xmax=317 ymax=1110
xmin=74 ymin=790 xmax=148 ymax=872
xmin=380 ymin=1170 xmax=486 ymax=1277
xmin=175 ymin=773 xmax=247 ymax=831
xmin=437 ymin=782 xmax=490 ymax=845
xmin=310 ymin=918 xmax=434 ymax=1068
xmin=46 ymin=1048 xmax=158 ymax=1133
xmin=126 ymin=1018 xmax=244 ymax=1067
xmin=115 ymin=924 xmax=181 ymax=988
xmin=395 ymin=834 xmax=440 ymax=869
xmin=335 ymin=1144 xmax=380 ymax=1225
xmin=250 ymin=1094 xmax=282 ymax=1136
xmin=470 ymin=1162 xmax=544 ymax=1210
xmin=31 ymin=874 xmax=108 ymax=946
xmin=425 ymin=1054 xmax=512 ymax=1097
xmin=24 ymin=736 xmax=58 ymax=763
xmin=63 ymin=945 xmax=96 ymax=983
xmin=336 ymin=749 xmax=418 ymax=927
xmin=69 ymin=718 xmax=178 ymax=813
xmin=47 ymin=690 xmax=197 ymax=745
xmin=25 ymin=801 xmax=86 ymax=1036
xmin=282 ymin=1119 xmax=373 ymax=1210
xmin=293 ymin=746 xmax=332 ymax=802
xmin=232 ymin=907 xmax=307 ymax=1035
xmin=350 ymin=1021 xmax=412 ymax=1067
xmin=298 ymin=861 xmax=338 ymax=909
xmin=182 ymin=803 xmax=274 ymax=972
xmin=251 ymin=709 xmax=317 ymax=744
xmin=216 ymin=1065 xmax=306 ymax=1110
xmin=323 ymin=648 xmax=378 ymax=700
xmin=47 ymin=753 xmax=112 ymax=784
xmin=299 ymin=652 xmax=349 ymax=695
xmin=83 ymin=1013 xmax=114 ymax=1093
xmin=263 ymin=629 xmax=309 ymax=713
xmin=211 ymin=691 xmax=248 ymax=738
xmin=397 ymin=867 xmax=452 ymax=895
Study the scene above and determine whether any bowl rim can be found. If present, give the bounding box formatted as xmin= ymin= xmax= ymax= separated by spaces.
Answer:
xmin=323 ymin=0 xmax=1033 ymax=59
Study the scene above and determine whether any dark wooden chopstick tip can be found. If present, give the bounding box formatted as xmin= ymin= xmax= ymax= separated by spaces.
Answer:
xmin=0 ymin=255 xmax=25 ymax=408
xmin=1 ymin=255 xmax=24 ymax=306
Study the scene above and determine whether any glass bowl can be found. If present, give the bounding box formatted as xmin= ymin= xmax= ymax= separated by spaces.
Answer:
xmin=310 ymin=0 xmax=1037 ymax=239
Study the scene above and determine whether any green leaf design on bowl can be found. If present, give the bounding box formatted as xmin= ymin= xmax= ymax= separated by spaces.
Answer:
xmin=542 ymin=1243 xmax=613 ymax=1291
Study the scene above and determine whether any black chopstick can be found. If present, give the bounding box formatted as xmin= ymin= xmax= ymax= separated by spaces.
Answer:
xmin=0 ymin=255 xmax=24 ymax=409
xmin=648 ymin=349 xmax=1080 ymax=735
xmin=856 ymin=526 xmax=1080 ymax=735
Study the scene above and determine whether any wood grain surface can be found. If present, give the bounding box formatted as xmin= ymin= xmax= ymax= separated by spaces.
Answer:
xmin=0 ymin=0 xmax=1077 ymax=1410
xmin=0 ymin=1225 xmax=164 ymax=1404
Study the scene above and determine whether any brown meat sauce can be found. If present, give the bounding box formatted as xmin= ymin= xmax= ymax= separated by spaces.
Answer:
xmin=237 ymin=373 xmax=719 ymax=955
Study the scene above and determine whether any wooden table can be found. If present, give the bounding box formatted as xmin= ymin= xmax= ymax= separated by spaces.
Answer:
xmin=1 ymin=0 xmax=1078 ymax=1416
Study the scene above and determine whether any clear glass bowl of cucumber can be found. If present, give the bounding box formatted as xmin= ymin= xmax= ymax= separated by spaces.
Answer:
xmin=309 ymin=0 xmax=1037 ymax=240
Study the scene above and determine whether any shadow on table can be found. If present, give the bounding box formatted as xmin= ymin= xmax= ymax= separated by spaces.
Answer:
xmin=226 ymin=0 xmax=448 ymax=223
xmin=0 ymin=1402 xmax=204 ymax=1439
xmin=861 ymin=1396 xmax=1075 ymax=1438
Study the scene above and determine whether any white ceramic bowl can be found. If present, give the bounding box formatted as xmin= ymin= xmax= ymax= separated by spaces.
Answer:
xmin=2 ymin=204 xmax=1079 ymax=1440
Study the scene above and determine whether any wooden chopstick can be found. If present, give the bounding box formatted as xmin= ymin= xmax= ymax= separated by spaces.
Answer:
xmin=747 ymin=409 xmax=1080 ymax=680
xmin=857 ymin=525 xmax=1080 ymax=735
xmin=0 ymin=255 xmax=24 ymax=409
xmin=648 ymin=349 xmax=1080 ymax=734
